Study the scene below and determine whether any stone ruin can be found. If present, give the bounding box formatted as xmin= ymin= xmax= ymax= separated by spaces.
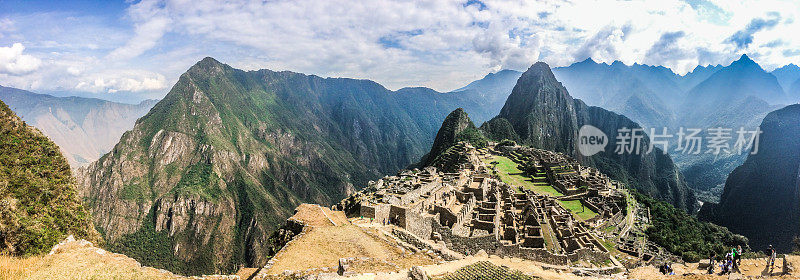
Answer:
xmin=354 ymin=143 xmax=635 ymax=266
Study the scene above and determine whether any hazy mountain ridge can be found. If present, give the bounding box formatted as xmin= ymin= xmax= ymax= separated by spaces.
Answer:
xmin=454 ymin=55 xmax=796 ymax=203
xmin=0 ymin=86 xmax=157 ymax=167
xmin=771 ymin=63 xmax=800 ymax=94
xmin=452 ymin=69 xmax=523 ymax=124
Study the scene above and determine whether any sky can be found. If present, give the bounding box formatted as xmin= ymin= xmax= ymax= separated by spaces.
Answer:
xmin=1 ymin=0 xmax=799 ymax=103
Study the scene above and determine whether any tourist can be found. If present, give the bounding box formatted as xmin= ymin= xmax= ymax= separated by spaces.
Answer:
xmin=767 ymin=245 xmax=776 ymax=271
xmin=731 ymin=247 xmax=739 ymax=271
xmin=735 ymin=245 xmax=742 ymax=267
xmin=720 ymin=252 xmax=732 ymax=275
xmin=708 ymin=253 xmax=716 ymax=274
xmin=659 ymin=262 xmax=674 ymax=275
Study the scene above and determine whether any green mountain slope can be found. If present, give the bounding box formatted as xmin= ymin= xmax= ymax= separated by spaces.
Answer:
xmin=77 ymin=57 xmax=486 ymax=275
xmin=421 ymin=108 xmax=486 ymax=169
xmin=0 ymin=99 xmax=99 ymax=256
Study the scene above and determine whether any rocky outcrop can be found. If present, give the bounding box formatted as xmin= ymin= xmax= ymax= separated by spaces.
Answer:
xmin=700 ymin=104 xmax=800 ymax=252
xmin=482 ymin=62 xmax=696 ymax=212
xmin=493 ymin=62 xmax=579 ymax=155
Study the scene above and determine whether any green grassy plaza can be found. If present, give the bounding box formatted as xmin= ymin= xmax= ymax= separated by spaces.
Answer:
xmin=485 ymin=155 xmax=598 ymax=220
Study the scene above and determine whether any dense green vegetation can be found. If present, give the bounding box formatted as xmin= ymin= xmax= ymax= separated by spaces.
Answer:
xmin=108 ymin=210 xmax=215 ymax=275
xmin=479 ymin=117 xmax=519 ymax=143
xmin=455 ymin=127 xmax=487 ymax=149
xmin=497 ymin=139 xmax=517 ymax=147
xmin=171 ymin=162 xmax=222 ymax=201
xmin=424 ymin=108 xmax=488 ymax=167
xmin=634 ymin=191 xmax=748 ymax=262
xmin=0 ymin=100 xmax=99 ymax=256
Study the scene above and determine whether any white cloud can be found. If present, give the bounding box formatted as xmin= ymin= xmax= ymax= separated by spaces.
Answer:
xmin=107 ymin=0 xmax=172 ymax=61
xmin=75 ymin=70 xmax=167 ymax=93
xmin=2 ymin=0 xmax=800 ymax=95
xmin=0 ymin=43 xmax=42 ymax=75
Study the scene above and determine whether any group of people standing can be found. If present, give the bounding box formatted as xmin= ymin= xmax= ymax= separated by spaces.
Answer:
xmin=707 ymin=244 xmax=779 ymax=275
xmin=708 ymin=245 xmax=744 ymax=275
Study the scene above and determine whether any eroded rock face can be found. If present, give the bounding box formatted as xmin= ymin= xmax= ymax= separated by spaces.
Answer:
xmin=496 ymin=62 xmax=579 ymax=155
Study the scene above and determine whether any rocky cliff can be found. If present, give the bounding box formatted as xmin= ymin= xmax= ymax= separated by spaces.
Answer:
xmin=482 ymin=62 xmax=696 ymax=211
xmin=76 ymin=57 xmax=485 ymax=275
xmin=700 ymin=104 xmax=800 ymax=252
xmin=0 ymin=99 xmax=99 ymax=256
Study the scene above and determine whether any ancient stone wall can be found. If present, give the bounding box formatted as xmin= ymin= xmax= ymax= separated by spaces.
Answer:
xmin=360 ymin=203 xmax=390 ymax=223
xmin=433 ymin=221 xmax=499 ymax=256
xmin=405 ymin=210 xmax=434 ymax=239
xmin=389 ymin=205 xmax=408 ymax=227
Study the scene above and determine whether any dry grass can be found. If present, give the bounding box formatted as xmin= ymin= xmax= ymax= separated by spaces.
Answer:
xmin=265 ymin=205 xmax=435 ymax=276
xmin=0 ymin=241 xmax=185 ymax=280
xmin=266 ymin=224 xmax=434 ymax=275
xmin=289 ymin=203 xmax=348 ymax=227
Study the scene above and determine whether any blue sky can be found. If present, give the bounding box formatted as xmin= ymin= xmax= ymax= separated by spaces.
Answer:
xmin=1 ymin=0 xmax=799 ymax=103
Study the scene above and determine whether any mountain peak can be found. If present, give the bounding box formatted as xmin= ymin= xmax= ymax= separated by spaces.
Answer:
xmin=577 ymin=57 xmax=597 ymax=65
xmin=728 ymin=53 xmax=765 ymax=72
xmin=733 ymin=54 xmax=756 ymax=66
xmin=773 ymin=63 xmax=800 ymax=73
xmin=424 ymin=107 xmax=481 ymax=167
xmin=188 ymin=57 xmax=227 ymax=74
xmin=610 ymin=60 xmax=626 ymax=67
xmin=739 ymin=53 xmax=752 ymax=61
xmin=521 ymin=62 xmax=557 ymax=82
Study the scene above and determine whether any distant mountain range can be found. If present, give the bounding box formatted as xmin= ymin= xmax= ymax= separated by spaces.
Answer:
xmin=0 ymin=86 xmax=157 ymax=167
xmin=71 ymin=57 xmax=701 ymax=274
xmin=453 ymin=54 xmax=800 ymax=203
